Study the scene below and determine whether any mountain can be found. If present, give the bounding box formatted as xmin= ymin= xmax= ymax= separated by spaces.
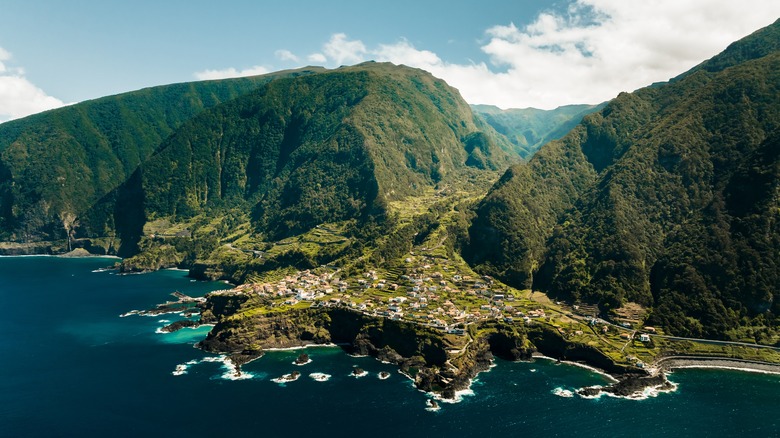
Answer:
xmin=106 ymin=62 xmax=513 ymax=242
xmin=472 ymin=103 xmax=604 ymax=159
xmin=1 ymin=62 xmax=515 ymax=268
xmin=466 ymin=19 xmax=780 ymax=342
xmin=0 ymin=67 xmax=325 ymax=242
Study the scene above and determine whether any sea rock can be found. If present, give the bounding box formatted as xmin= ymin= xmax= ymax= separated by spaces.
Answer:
xmin=577 ymin=373 xmax=673 ymax=398
xmin=160 ymin=319 xmax=199 ymax=333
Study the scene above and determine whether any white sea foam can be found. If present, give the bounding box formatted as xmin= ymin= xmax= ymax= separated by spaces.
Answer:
xmin=155 ymin=327 xmax=166 ymax=334
xmin=200 ymin=354 xmax=256 ymax=380
xmin=292 ymin=359 xmax=312 ymax=366
xmin=172 ymin=364 xmax=189 ymax=376
xmin=669 ymin=364 xmax=780 ymax=376
xmin=535 ymin=355 xmax=618 ymax=382
xmin=350 ymin=369 xmax=369 ymax=378
xmin=264 ymin=343 xmax=339 ymax=352
xmin=552 ymin=387 xmax=574 ymax=398
xmin=425 ymin=399 xmax=441 ymax=412
xmin=271 ymin=373 xmax=301 ymax=384
xmin=378 ymin=372 xmax=391 ymax=380
xmin=158 ymin=319 xmax=170 ymax=323
xmin=219 ymin=358 xmax=254 ymax=380
xmin=577 ymin=386 xmax=605 ymax=400
xmin=427 ymin=386 xmax=476 ymax=404
xmin=119 ymin=310 xmax=139 ymax=318
xmin=530 ymin=369 xmax=537 ymax=373
xmin=309 ymin=373 xmax=331 ymax=382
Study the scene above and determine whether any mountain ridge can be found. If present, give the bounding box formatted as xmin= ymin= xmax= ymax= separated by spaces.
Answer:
xmin=466 ymin=19 xmax=780 ymax=342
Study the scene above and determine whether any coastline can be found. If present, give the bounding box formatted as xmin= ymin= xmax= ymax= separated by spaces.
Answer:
xmin=0 ymin=253 xmax=120 ymax=259
xmin=532 ymin=354 xmax=620 ymax=383
xmin=653 ymin=356 xmax=780 ymax=376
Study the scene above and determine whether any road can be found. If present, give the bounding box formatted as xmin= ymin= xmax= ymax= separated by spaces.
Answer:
xmin=530 ymin=293 xmax=780 ymax=353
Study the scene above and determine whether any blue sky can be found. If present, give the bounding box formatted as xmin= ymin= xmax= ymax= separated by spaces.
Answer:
xmin=1 ymin=0 xmax=779 ymax=121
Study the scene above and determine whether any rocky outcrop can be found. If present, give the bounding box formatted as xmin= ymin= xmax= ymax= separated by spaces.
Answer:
xmin=485 ymin=323 xmax=535 ymax=361
xmin=160 ymin=319 xmax=199 ymax=333
xmin=577 ymin=374 xmax=674 ymax=398
xmin=416 ymin=337 xmax=494 ymax=400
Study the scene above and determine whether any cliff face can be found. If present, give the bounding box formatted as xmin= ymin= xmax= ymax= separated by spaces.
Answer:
xmin=195 ymin=292 xmax=639 ymax=397
xmin=196 ymin=297 xmax=505 ymax=397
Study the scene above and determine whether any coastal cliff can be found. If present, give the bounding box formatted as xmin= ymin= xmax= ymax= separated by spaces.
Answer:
xmin=194 ymin=291 xmax=641 ymax=398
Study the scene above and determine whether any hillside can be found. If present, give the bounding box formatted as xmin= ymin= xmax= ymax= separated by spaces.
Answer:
xmin=472 ymin=103 xmax=603 ymax=159
xmin=0 ymin=67 xmax=324 ymax=242
xmin=467 ymin=19 xmax=780 ymax=342
xmin=33 ymin=62 xmax=511 ymax=275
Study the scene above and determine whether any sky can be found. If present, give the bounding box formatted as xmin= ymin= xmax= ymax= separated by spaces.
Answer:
xmin=1 ymin=0 xmax=779 ymax=121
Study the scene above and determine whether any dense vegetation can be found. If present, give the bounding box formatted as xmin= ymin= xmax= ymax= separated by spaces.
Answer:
xmin=472 ymin=103 xmax=603 ymax=159
xmin=0 ymin=67 xmax=324 ymax=242
xmin=0 ymin=61 xmax=516 ymax=268
xmin=91 ymin=63 xmax=514 ymax=245
xmin=467 ymin=19 xmax=780 ymax=342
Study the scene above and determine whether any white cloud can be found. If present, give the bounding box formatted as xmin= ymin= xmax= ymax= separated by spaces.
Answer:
xmin=0 ymin=46 xmax=65 ymax=122
xmin=275 ymin=49 xmax=300 ymax=63
xmin=306 ymin=1 xmax=780 ymax=108
xmin=308 ymin=53 xmax=327 ymax=64
xmin=193 ymin=65 xmax=270 ymax=80
xmin=322 ymin=33 xmax=367 ymax=65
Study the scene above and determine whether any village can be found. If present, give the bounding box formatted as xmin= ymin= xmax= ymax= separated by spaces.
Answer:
xmin=202 ymin=239 xmax=684 ymax=373
xmin=225 ymin=253 xmax=555 ymax=334
xmin=216 ymin=250 xmax=662 ymax=347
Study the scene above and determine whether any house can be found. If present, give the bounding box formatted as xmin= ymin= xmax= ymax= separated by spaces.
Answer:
xmin=296 ymin=290 xmax=315 ymax=300
xmin=639 ymin=334 xmax=651 ymax=342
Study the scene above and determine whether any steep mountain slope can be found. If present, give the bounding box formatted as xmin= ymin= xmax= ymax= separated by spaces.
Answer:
xmin=104 ymin=62 xmax=514 ymax=243
xmin=0 ymin=67 xmax=323 ymax=241
xmin=472 ymin=103 xmax=603 ymax=159
xmin=467 ymin=19 xmax=780 ymax=341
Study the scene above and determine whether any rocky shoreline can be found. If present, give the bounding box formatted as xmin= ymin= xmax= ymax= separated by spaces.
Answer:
xmin=138 ymin=290 xmax=780 ymax=400
xmin=187 ymin=291 xmax=647 ymax=399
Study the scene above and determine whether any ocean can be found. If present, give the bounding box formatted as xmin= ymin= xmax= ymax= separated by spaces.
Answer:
xmin=0 ymin=256 xmax=778 ymax=437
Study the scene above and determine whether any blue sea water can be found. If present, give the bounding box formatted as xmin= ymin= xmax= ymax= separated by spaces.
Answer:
xmin=0 ymin=256 xmax=778 ymax=437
